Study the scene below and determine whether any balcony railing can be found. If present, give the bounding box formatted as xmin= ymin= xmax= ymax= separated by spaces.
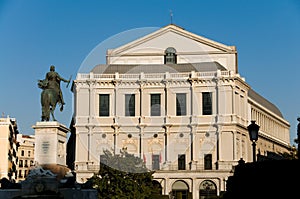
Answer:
xmin=87 ymin=165 xmax=100 ymax=171
xmin=144 ymin=163 xmax=212 ymax=171
xmin=168 ymin=164 xmax=190 ymax=171
xmin=84 ymin=163 xmax=214 ymax=172
xmin=76 ymin=70 xmax=235 ymax=81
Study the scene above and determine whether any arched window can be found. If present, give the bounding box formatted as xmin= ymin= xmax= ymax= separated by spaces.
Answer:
xmin=164 ymin=47 xmax=177 ymax=64
xmin=199 ymin=180 xmax=217 ymax=199
xmin=152 ymin=180 xmax=163 ymax=195
xmin=172 ymin=180 xmax=190 ymax=199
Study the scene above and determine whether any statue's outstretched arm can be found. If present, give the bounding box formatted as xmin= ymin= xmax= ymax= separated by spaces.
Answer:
xmin=57 ymin=74 xmax=70 ymax=83
xmin=62 ymin=77 xmax=69 ymax=83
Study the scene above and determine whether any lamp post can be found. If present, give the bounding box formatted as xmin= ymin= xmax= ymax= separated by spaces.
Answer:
xmin=247 ymin=121 xmax=260 ymax=162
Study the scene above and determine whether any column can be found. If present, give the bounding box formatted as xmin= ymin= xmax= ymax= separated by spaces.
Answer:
xmin=190 ymin=125 xmax=197 ymax=170
xmin=113 ymin=126 xmax=119 ymax=155
xmin=139 ymin=126 xmax=144 ymax=159
xmin=164 ymin=178 xmax=170 ymax=195
xmin=192 ymin=178 xmax=198 ymax=199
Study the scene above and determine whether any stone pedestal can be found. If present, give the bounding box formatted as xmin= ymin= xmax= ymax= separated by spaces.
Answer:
xmin=32 ymin=122 xmax=70 ymax=179
xmin=33 ymin=121 xmax=69 ymax=166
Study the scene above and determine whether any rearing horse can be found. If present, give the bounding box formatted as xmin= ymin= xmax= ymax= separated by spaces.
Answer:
xmin=41 ymin=88 xmax=62 ymax=121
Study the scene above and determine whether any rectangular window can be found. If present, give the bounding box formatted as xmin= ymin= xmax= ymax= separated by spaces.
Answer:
xmin=203 ymin=92 xmax=212 ymax=115
xmin=125 ymin=94 xmax=135 ymax=116
xmin=204 ymin=154 xmax=212 ymax=170
xmin=28 ymin=151 xmax=31 ymax=157
xmin=176 ymin=93 xmax=186 ymax=116
xmin=18 ymin=170 xmax=22 ymax=178
xmin=99 ymin=94 xmax=109 ymax=116
xmin=19 ymin=160 xmax=23 ymax=167
xmin=152 ymin=154 xmax=160 ymax=170
xmin=178 ymin=154 xmax=186 ymax=170
xmin=151 ymin=94 xmax=161 ymax=116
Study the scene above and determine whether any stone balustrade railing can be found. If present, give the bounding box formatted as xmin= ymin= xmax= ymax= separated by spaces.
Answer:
xmin=76 ymin=70 xmax=237 ymax=81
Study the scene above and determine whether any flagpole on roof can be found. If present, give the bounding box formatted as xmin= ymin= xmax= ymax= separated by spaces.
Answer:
xmin=170 ymin=10 xmax=173 ymax=24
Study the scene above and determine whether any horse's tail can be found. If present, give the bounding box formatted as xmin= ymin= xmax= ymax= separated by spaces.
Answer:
xmin=41 ymin=90 xmax=50 ymax=120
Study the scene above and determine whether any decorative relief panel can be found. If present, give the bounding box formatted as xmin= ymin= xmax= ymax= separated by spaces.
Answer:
xmin=148 ymin=138 xmax=163 ymax=153
xmin=96 ymin=137 xmax=113 ymax=155
xmin=122 ymin=138 xmax=138 ymax=153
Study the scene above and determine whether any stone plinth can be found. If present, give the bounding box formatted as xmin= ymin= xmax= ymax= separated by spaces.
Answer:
xmin=32 ymin=121 xmax=70 ymax=167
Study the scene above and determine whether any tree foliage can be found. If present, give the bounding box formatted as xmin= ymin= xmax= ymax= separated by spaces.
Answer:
xmin=89 ymin=149 xmax=159 ymax=199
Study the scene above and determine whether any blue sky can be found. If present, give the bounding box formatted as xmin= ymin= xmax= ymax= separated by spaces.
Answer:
xmin=0 ymin=0 xmax=299 ymax=145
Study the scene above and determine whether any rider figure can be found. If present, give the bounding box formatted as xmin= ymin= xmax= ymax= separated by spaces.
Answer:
xmin=44 ymin=65 xmax=70 ymax=105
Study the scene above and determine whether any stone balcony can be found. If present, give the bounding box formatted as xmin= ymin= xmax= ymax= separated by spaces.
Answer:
xmin=76 ymin=70 xmax=237 ymax=81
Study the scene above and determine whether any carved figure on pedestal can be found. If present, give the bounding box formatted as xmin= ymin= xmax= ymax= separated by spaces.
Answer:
xmin=38 ymin=65 xmax=71 ymax=121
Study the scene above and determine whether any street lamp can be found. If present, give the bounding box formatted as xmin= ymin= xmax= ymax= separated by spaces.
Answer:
xmin=247 ymin=120 xmax=260 ymax=162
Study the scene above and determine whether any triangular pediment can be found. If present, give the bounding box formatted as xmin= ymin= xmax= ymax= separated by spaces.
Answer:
xmin=108 ymin=24 xmax=236 ymax=56
xmin=106 ymin=24 xmax=237 ymax=72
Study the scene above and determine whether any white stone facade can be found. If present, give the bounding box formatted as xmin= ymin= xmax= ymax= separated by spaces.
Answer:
xmin=71 ymin=24 xmax=291 ymax=198
xmin=0 ymin=116 xmax=19 ymax=182
xmin=16 ymin=134 xmax=35 ymax=182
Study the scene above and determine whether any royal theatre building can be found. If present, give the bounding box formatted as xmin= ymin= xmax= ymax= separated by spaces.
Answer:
xmin=68 ymin=24 xmax=291 ymax=198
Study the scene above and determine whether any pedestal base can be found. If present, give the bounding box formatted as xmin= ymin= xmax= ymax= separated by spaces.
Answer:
xmin=32 ymin=121 xmax=70 ymax=167
xmin=37 ymin=164 xmax=71 ymax=180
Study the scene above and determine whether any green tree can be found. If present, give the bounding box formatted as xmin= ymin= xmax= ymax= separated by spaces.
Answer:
xmin=89 ymin=149 xmax=159 ymax=199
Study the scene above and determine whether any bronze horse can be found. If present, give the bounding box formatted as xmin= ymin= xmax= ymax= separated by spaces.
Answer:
xmin=41 ymin=88 xmax=63 ymax=121
xmin=38 ymin=80 xmax=63 ymax=121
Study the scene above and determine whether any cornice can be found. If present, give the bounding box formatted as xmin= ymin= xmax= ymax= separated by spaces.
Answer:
xmin=248 ymin=98 xmax=290 ymax=126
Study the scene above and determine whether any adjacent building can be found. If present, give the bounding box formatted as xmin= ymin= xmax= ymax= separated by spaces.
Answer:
xmin=16 ymin=134 xmax=35 ymax=182
xmin=69 ymin=24 xmax=291 ymax=198
xmin=0 ymin=116 xmax=19 ymax=182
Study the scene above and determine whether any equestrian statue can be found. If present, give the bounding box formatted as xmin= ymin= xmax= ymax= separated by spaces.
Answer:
xmin=38 ymin=65 xmax=71 ymax=121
